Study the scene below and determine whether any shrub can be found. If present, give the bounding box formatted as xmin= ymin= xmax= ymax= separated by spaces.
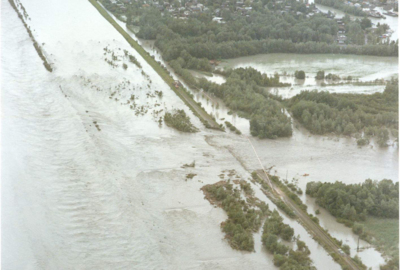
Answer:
xmin=352 ymin=223 xmax=364 ymax=235
xmin=295 ymin=70 xmax=306 ymax=79
xmin=164 ymin=110 xmax=199 ymax=133
xmin=357 ymin=138 xmax=369 ymax=146
xmin=316 ymin=70 xmax=325 ymax=80
xmin=342 ymin=244 xmax=350 ymax=255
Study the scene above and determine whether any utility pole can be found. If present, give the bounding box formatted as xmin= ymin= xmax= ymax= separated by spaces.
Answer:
xmin=357 ymin=235 xmax=360 ymax=252
xmin=286 ymin=170 xmax=288 ymax=182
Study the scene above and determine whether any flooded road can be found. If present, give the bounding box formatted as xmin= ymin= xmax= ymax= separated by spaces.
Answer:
xmin=2 ymin=0 xmax=396 ymax=269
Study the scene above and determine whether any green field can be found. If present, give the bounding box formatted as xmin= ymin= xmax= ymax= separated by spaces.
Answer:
xmin=362 ymin=217 xmax=399 ymax=258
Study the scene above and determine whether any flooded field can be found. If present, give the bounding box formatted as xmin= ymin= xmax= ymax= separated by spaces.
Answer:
xmin=219 ymin=53 xmax=398 ymax=98
xmin=130 ymin=21 xmax=397 ymax=270
xmin=2 ymin=0 xmax=397 ymax=269
xmin=1 ymin=0 xmax=279 ymax=269
xmin=107 ymin=13 xmax=397 ymax=270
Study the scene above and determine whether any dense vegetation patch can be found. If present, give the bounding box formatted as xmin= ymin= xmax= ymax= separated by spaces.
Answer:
xmin=306 ymin=179 xmax=399 ymax=220
xmin=198 ymin=74 xmax=292 ymax=139
xmin=306 ymin=179 xmax=399 ymax=269
xmin=166 ymin=56 xmax=293 ymax=139
xmin=294 ymin=70 xmax=306 ymax=79
xmin=164 ymin=109 xmax=199 ymax=132
xmin=262 ymin=210 xmax=314 ymax=269
xmin=131 ymin=4 xmax=397 ymax=59
xmin=201 ymin=179 xmax=270 ymax=251
xmin=288 ymin=80 xmax=398 ymax=145
xmin=202 ymin=172 xmax=314 ymax=269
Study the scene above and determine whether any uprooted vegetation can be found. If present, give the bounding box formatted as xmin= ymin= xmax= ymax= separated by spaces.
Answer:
xmin=164 ymin=109 xmax=199 ymax=133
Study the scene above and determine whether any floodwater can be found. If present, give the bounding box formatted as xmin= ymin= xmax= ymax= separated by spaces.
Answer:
xmin=1 ymin=0 xmax=281 ymax=269
xmin=2 ymin=0 xmax=396 ymax=269
xmin=219 ymin=53 xmax=398 ymax=98
xmin=125 ymin=18 xmax=397 ymax=270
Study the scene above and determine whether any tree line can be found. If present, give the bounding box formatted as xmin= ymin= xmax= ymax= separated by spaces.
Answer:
xmin=132 ymin=5 xmax=397 ymax=62
xmin=306 ymin=179 xmax=399 ymax=221
xmin=288 ymin=80 xmax=398 ymax=145
xmin=198 ymin=75 xmax=293 ymax=139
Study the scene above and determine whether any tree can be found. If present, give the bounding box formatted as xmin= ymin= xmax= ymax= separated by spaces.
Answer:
xmin=295 ymin=70 xmax=306 ymax=79
xmin=377 ymin=128 xmax=389 ymax=147
xmin=281 ymin=225 xmax=295 ymax=241
xmin=360 ymin=17 xmax=372 ymax=30
xmin=315 ymin=70 xmax=325 ymax=80
xmin=342 ymin=244 xmax=350 ymax=255
xmin=273 ymin=254 xmax=287 ymax=266
xmin=343 ymin=123 xmax=356 ymax=136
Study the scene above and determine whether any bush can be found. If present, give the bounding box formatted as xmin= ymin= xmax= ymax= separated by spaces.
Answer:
xmin=273 ymin=254 xmax=287 ymax=267
xmin=164 ymin=110 xmax=199 ymax=133
xmin=352 ymin=223 xmax=364 ymax=235
xmin=316 ymin=70 xmax=325 ymax=80
xmin=325 ymin=73 xmax=340 ymax=81
xmin=225 ymin=121 xmax=242 ymax=135
xmin=342 ymin=244 xmax=350 ymax=255
xmin=295 ymin=70 xmax=306 ymax=79
xmin=357 ymin=138 xmax=369 ymax=146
